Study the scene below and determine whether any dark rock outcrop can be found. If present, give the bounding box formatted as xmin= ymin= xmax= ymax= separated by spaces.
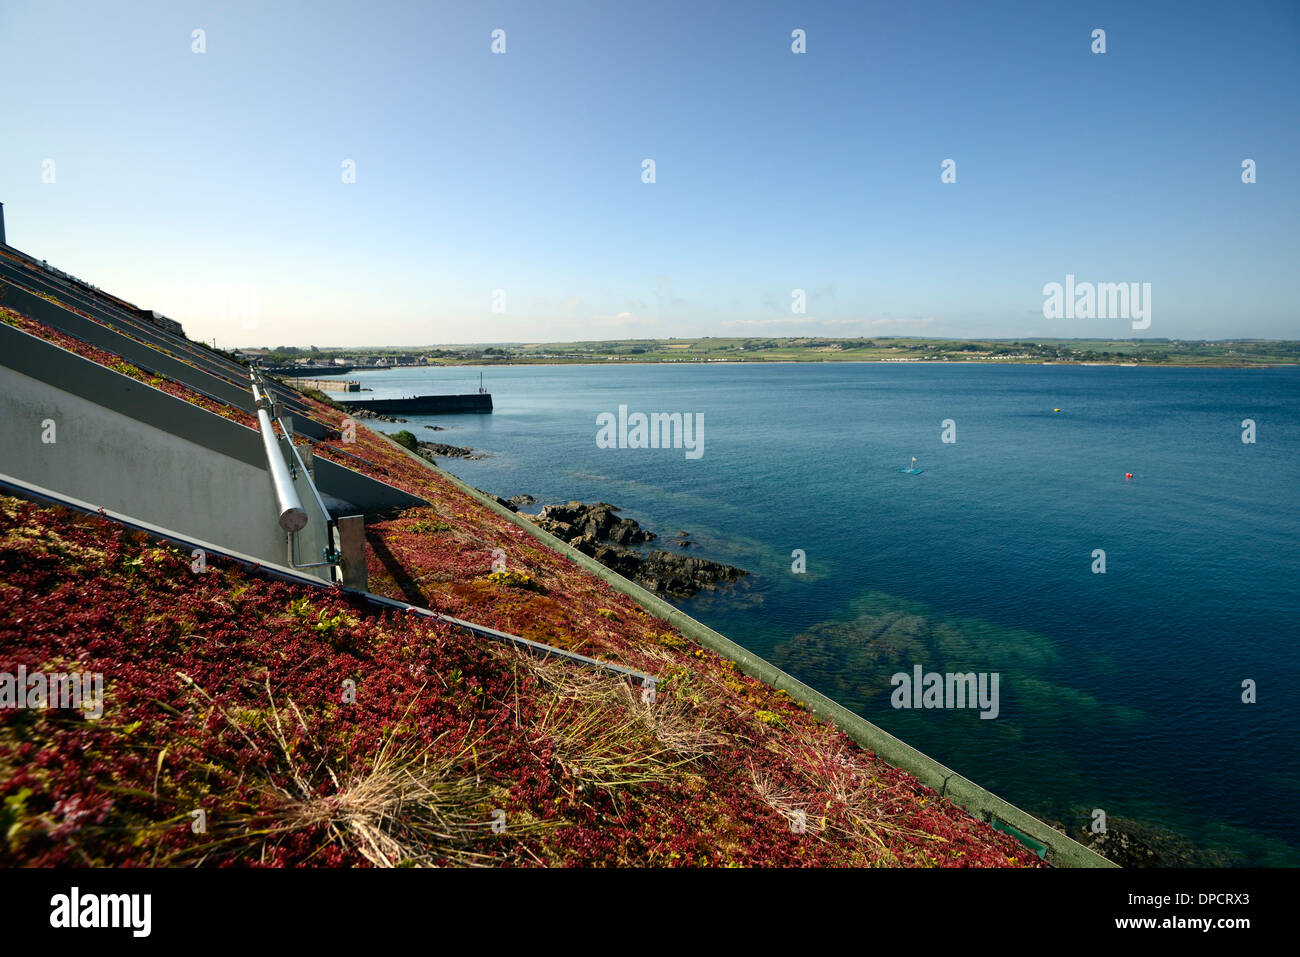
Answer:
xmin=416 ymin=441 xmax=484 ymax=461
xmin=636 ymin=549 xmax=747 ymax=597
xmin=352 ymin=409 xmax=407 ymax=423
xmin=528 ymin=501 xmax=746 ymax=598
xmin=535 ymin=501 xmax=657 ymax=549
xmin=479 ymin=490 xmax=532 ymax=513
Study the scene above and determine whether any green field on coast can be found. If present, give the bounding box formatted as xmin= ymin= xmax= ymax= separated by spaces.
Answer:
xmin=257 ymin=337 xmax=1300 ymax=368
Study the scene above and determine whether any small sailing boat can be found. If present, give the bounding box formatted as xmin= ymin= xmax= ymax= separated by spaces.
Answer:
xmin=899 ymin=456 xmax=923 ymax=475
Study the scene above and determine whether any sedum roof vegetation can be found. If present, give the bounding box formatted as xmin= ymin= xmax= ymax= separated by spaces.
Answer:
xmin=0 ymin=303 xmax=1043 ymax=867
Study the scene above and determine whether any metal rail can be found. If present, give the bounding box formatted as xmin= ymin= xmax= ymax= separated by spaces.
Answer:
xmin=251 ymin=371 xmax=343 ymax=574
xmin=250 ymin=376 xmax=307 ymax=532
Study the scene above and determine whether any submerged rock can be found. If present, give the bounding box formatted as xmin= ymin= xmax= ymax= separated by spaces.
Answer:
xmin=1080 ymin=825 xmax=1163 ymax=868
xmin=1065 ymin=816 xmax=1230 ymax=868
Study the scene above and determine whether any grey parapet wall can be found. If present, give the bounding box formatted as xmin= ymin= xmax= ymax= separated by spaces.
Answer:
xmin=0 ymin=323 xmax=426 ymax=579
xmin=373 ymin=428 xmax=1115 ymax=868
xmin=0 ymin=277 xmax=333 ymax=440
xmin=312 ymin=456 xmax=427 ymax=513
xmin=0 ymin=323 xmax=311 ymax=575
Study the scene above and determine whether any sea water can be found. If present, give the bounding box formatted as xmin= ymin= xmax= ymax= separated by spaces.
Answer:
xmin=352 ymin=361 xmax=1300 ymax=865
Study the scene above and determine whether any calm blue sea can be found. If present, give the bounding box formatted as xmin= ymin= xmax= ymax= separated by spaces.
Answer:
xmin=352 ymin=361 xmax=1300 ymax=865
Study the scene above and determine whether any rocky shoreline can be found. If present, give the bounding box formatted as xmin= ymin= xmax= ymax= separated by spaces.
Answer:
xmin=390 ymin=429 xmax=484 ymax=462
xmin=350 ymin=409 xmax=407 ymax=423
xmin=419 ymin=441 xmax=484 ymax=460
xmin=493 ymin=498 xmax=748 ymax=599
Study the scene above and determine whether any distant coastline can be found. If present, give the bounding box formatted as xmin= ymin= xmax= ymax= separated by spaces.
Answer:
xmin=246 ymin=336 xmax=1300 ymax=371
xmin=400 ymin=357 xmax=1294 ymax=369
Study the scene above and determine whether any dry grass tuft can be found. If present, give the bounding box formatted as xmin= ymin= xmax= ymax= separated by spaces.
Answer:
xmin=164 ymin=674 xmax=549 ymax=866
xmin=748 ymin=731 xmax=948 ymax=863
xmin=511 ymin=652 xmax=718 ymax=791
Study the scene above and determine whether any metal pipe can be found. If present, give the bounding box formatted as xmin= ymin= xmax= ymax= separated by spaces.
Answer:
xmin=251 ymin=378 xmax=307 ymax=532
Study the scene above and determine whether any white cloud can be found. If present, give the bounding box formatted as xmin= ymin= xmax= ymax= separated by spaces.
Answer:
xmin=589 ymin=311 xmax=652 ymax=328
xmin=864 ymin=317 xmax=936 ymax=329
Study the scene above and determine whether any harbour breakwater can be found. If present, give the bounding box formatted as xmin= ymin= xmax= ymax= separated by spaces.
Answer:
xmin=339 ymin=393 xmax=492 ymax=415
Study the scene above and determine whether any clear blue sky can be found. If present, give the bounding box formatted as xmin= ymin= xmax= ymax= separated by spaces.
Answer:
xmin=2 ymin=0 xmax=1297 ymax=346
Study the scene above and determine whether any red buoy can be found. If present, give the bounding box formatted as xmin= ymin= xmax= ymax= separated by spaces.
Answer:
xmin=1125 ymin=473 xmax=1133 ymax=480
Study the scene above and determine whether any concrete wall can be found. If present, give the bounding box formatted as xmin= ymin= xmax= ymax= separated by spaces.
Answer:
xmin=0 ymin=259 xmax=236 ymax=381
xmin=0 ymin=322 xmax=344 ymax=580
xmin=0 ymin=363 xmax=297 ymax=571
xmin=314 ymin=457 xmax=426 ymax=513
xmin=1 ymin=322 xmax=425 ymax=567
